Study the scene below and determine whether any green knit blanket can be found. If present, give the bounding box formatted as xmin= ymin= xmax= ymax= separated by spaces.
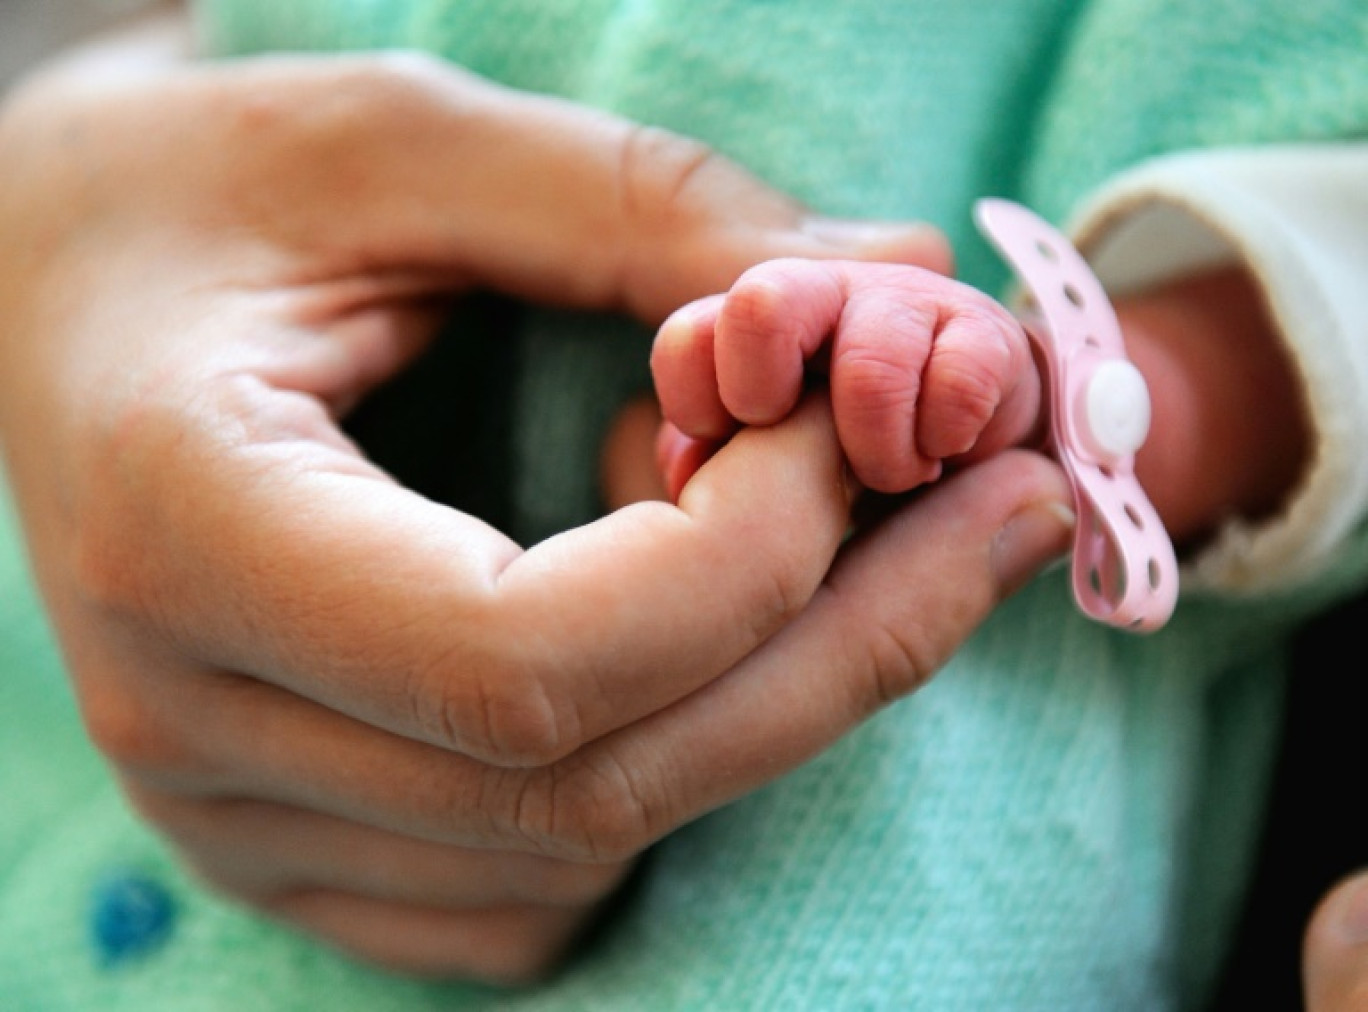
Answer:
xmin=3 ymin=1 xmax=1368 ymax=1008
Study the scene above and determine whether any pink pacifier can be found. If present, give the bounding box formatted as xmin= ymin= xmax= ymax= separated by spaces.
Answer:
xmin=974 ymin=198 xmax=1178 ymax=632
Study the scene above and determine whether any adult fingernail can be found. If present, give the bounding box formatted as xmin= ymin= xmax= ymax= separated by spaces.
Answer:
xmin=1331 ymin=874 xmax=1368 ymax=943
xmin=991 ymin=500 xmax=1075 ymax=595
xmin=801 ymin=217 xmax=942 ymax=251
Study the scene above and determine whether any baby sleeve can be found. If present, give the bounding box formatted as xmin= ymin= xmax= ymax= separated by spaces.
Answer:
xmin=1063 ymin=143 xmax=1368 ymax=595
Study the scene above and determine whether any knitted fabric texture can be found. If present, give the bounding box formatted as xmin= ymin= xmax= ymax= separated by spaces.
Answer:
xmin=4 ymin=1 xmax=1368 ymax=1009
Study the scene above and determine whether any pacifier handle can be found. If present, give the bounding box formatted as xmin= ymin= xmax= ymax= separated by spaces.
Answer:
xmin=974 ymin=198 xmax=1178 ymax=632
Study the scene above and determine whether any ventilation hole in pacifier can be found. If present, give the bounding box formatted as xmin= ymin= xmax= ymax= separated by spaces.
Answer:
xmin=1063 ymin=282 xmax=1084 ymax=308
xmin=1035 ymin=239 xmax=1059 ymax=263
xmin=1124 ymin=503 xmax=1144 ymax=529
xmin=1148 ymin=556 xmax=1162 ymax=590
xmin=1087 ymin=554 xmax=1126 ymax=605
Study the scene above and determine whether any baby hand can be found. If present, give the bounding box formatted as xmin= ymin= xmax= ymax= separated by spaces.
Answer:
xmin=651 ymin=258 xmax=1044 ymax=499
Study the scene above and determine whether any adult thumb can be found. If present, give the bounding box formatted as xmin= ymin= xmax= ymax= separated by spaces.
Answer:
xmin=182 ymin=51 xmax=952 ymax=321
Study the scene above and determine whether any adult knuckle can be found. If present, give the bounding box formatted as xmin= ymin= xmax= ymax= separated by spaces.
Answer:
xmin=849 ymin=603 xmax=941 ymax=714
xmin=413 ymin=647 xmax=584 ymax=768
xmin=611 ymin=124 xmax=803 ymax=316
xmin=513 ymin=754 xmax=657 ymax=864
xmin=80 ymin=678 xmax=190 ymax=775
xmin=470 ymin=671 xmax=570 ymax=767
xmin=744 ymin=551 xmax=814 ymax=646
xmin=619 ymin=124 xmax=719 ymax=228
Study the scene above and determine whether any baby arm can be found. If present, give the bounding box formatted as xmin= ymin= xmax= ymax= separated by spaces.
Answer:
xmin=651 ymin=258 xmax=1044 ymax=500
xmin=1115 ymin=266 xmax=1309 ymax=548
xmin=651 ymin=256 xmax=1311 ymax=554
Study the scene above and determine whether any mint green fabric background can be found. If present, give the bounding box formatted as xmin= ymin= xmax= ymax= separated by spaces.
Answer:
xmin=4 ymin=1 xmax=1368 ymax=1008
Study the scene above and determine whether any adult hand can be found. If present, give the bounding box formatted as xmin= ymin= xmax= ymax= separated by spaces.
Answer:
xmin=0 ymin=14 xmax=1071 ymax=982
xmin=1304 ymin=871 xmax=1368 ymax=1010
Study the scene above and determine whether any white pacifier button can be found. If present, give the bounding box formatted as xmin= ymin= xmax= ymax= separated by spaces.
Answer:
xmin=1082 ymin=359 xmax=1151 ymax=461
